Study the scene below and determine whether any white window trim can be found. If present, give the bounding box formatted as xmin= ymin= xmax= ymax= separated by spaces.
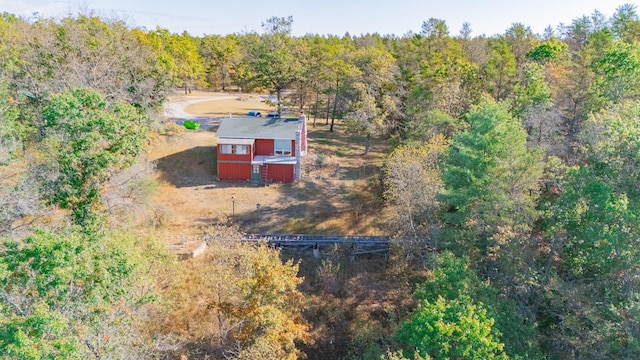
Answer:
xmin=220 ymin=144 xmax=232 ymax=154
xmin=220 ymin=144 xmax=249 ymax=155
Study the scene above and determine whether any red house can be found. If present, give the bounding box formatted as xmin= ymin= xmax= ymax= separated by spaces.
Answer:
xmin=216 ymin=114 xmax=307 ymax=183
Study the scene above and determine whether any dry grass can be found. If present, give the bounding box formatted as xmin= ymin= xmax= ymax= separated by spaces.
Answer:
xmin=147 ymin=94 xmax=389 ymax=247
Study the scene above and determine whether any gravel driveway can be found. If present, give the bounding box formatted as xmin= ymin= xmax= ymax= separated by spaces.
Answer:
xmin=163 ymin=95 xmax=235 ymax=129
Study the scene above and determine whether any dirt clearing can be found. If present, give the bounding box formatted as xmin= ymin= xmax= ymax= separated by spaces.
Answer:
xmin=184 ymin=95 xmax=273 ymax=118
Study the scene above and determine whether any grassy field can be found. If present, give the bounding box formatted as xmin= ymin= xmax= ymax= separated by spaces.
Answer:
xmin=149 ymin=93 xmax=389 ymax=249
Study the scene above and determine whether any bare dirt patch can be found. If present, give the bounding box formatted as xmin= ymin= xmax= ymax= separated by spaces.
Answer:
xmin=149 ymin=94 xmax=388 ymax=249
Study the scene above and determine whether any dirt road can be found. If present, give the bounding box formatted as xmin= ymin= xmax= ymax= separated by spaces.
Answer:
xmin=163 ymin=94 xmax=235 ymax=129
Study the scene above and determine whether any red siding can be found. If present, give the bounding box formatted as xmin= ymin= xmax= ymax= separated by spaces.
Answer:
xmin=291 ymin=140 xmax=296 ymax=156
xmin=218 ymin=163 xmax=251 ymax=181
xmin=255 ymin=139 xmax=274 ymax=156
xmin=217 ymin=144 xmax=253 ymax=162
xmin=267 ymin=164 xmax=294 ymax=182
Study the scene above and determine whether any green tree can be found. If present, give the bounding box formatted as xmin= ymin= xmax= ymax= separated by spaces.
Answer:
xmin=323 ymin=36 xmax=357 ymax=131
xmin=422 ymin=20 xmax=478 ymax=117
xmin=612 ymin=3 xmax=640 ymax=43
xmin=538 ymin=101 xmax=640 ymax=358
xmin=482 ymin=38 xmax=517 ymax=100
xmin=290 ymin=36 xmax=325 ymax=113
xmin=394 ymin=253 xmax=519 ymax=360
xmin=198 ymin=34 xmax=240 ymax=90
xmin=294 ymin=35 xmax=329 ymax=126
xmin=395 ymin=18 xmax=478 ymax=142
xmin=551 ymin=45 xmax=597 ymax=163
xmin=0 ymin=81 xmax=20 ymax=165
xmin=540 ymin=166 xmax=640 ymax=358
xmin=512 ymin=62 xmax=552 ymax=117
xmin=583 ymin=101 xmax=640 ymax=197
xmin=248 ymin=16 xmax=302 ymax=115
xmin=564 ymin=14 xmax=597 ymax=50
xmin=395 ymin=109 xmax=464 ymax=145
xmin=405 ymin=252 xmax=541 ymax=358
xmin=440 ymin=98 xmax=544 ymax=260
xmin=503 ymin=23 xmax=536 ymax=66
xmin=396 ymin=295 xmax=507 ymax=360
xmin=38 ymin=88 xmax=148 ymax=224
xmin=144 ymin=28 xmax=205 ymax=94
xmin=344 ymin=46 xmax=398 ymax=154
xmin=593 ymin=41 xmax=640 ymax=106
xmin=0 ymin=227 xmax=170 ymax=359
xmin=526 ymin=37 xmax=568 ymax=63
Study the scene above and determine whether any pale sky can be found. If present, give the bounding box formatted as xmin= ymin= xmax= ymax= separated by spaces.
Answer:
xmin=0 ymin=0 xmax=635 ymax=37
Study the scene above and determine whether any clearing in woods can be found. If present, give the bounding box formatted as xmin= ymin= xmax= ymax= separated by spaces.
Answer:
xmin=149 ymin=92 xmax=388 ymax=250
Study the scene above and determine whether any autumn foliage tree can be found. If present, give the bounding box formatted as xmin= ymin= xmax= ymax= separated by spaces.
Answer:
xmin=161 ymin=227 xmax=309 ymax=359
xmin=384 ymin=135 xmax=448 ymax=262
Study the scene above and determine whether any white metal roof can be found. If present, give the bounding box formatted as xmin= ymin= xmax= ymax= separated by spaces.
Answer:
xmin=252 ymin=155 xmax=297 ymax=165
xmin=216 ymin=116 xmax=303 ymax=140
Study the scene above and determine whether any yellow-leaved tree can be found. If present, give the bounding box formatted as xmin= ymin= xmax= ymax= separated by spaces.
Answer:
xmin=384 ymin=134 xmax=449 ymax=262
xmin=160 ymin=225 xmax=309 ymax=359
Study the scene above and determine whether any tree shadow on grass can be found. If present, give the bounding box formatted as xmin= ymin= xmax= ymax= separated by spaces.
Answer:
xmin=191 ymin=180 xmax=343 ymax=234
xmin=155 ymin=146 xmax=217 ymax=188
xmin=232 ymin=180 xmax=342 ymax=234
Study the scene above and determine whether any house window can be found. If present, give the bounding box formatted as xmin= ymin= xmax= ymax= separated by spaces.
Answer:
xmin=236 ymin=145 xmax=249 ymax=155
xmin=220 ymin=145 xmax=232 ymax=154
xmin=220 ymin=144 xmax=249 ymax=154
xmin=253 ymin=165 xmax=260 ymax=173
xmin=274 ymin=140 xmax=292 ymax=156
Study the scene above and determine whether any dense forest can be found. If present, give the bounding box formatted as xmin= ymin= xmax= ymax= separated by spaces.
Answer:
xmin=1 ymin=4 xmax=640 ymax=359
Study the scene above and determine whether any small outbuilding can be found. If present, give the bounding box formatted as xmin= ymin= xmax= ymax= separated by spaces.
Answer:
xmin=215 ymin=114 xmax=307 ymax=183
